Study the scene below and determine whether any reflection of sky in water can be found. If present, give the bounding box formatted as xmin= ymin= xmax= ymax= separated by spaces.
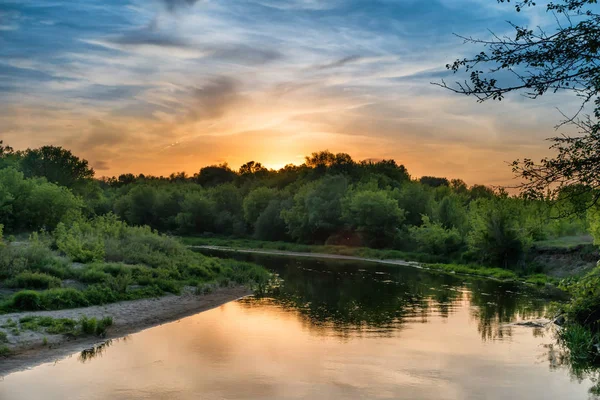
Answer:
xmin=0 ymin=256 xmax=596 ymax=400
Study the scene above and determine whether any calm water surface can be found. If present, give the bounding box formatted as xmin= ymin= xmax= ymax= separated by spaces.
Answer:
xmin=0 ymin=253 xmax=598 ymax=400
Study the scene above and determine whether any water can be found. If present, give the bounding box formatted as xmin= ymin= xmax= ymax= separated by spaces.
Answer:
xmin=0 ymin=253 xmax=598 ymax=400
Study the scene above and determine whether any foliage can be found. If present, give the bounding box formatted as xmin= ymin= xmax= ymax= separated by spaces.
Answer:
xmin=342 ymin=188 xmax=405 ymax=247
xmin=19 ymin=146 xmax=95 ymax=189
xmin=410 ymin=216 xmax=463 ymax=256
xmin=6 ymin=272 xmax=62 ymax=290
xmin=467 ymin=198 xmax=532 ymax=268
xmin=243 ymin=187 xmax=279 ymax=226
xmin=441 ymin=0 xmax=600 ymax=209
xmin=0 ymin=168 xmax=83 ymax=233
xmin=282 ymin=175 xmax=349 ymax=243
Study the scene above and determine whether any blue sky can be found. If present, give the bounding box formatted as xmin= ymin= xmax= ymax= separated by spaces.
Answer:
xmin=0 ymin=0 xmax=581 ymax=184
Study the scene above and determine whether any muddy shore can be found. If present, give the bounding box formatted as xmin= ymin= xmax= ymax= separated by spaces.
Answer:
xmin=0 ymin=286 xmax=250 ymax=376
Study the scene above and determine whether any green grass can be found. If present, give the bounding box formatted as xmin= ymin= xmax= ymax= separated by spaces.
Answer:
xmin=0 ymin=217 xmax=271 ymax=314
xmin=424 ymin=263 xmax=518 ymax=281
xmin=533 ymin=235 xmax=594 ymax=250
xmin=182 ymin=236 xmax=447 ymax=263
xmin=183 ymin=236 xmax=560 ymax=284
xmin=18 ymin=315 xmax=113 ymax=337
xmin=0 ymin=345 xmax=10 ymax=357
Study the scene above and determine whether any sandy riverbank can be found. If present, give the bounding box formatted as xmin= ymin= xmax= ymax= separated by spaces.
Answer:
xmin=0 ymin=286 xmax=251 ymax=376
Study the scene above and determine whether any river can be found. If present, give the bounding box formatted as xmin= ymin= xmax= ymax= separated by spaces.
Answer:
xmin=0 ymin=252 xmax=597 ymax=399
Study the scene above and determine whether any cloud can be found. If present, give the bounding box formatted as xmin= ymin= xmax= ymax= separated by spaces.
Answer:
xmin=314 ymin=55 xmax=362 ymax=70
xmin=160 ymin=0 xmax=203 ymax=12
xmin=110 ymin=30 xmax=190 ymax=49
xmin=187 ymin=76 xmax=242 ymax=120
xmin=208 ymin=44 xmax=283 ymax=65
xmin=92 ymin=160 xmax=111 ymax=171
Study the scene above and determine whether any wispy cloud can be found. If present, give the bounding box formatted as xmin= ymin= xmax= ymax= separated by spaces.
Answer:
xmin=0 ymin=0 xmax=580 ymax=184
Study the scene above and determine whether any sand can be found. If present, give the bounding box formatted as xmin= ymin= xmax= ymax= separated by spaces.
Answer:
xmin=0 ymin=286 xmax=251 ymax=376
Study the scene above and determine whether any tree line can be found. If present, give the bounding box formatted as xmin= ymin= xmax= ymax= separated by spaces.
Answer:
xmin=0 ymin=142 xmax=590 ymax=270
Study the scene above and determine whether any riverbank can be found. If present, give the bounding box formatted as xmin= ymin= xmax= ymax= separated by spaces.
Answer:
xmin=0 ymin=286 xmax=250 ymax=376
xmin=188 ymin=241 xmax=558 ymax=285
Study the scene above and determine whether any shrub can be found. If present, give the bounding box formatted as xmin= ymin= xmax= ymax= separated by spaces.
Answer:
xmin=83 ymin=285 xmax=120 ymax=305
xmin=6 ymin=272 xmax=62 ymax=290
xmin=39 ymin=288 xmax=88 ymax=310
xmin=80 ymin=268 xmax=111 ymax=284
xmin=11 ymin=290 xmax=42 ymax=311
xmin=0 ymin=345 xmax=10 ymax=357
xmin=80 ymin=316 xmax=97 ymax=335
xmin=409 ymin=216 xmax=463 ymax=256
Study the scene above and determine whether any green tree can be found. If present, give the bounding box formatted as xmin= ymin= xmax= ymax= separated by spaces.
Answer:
xmin=175 ymin=192 xmax=216 ymax=234
xmin=342 ymin=189 xmax=405 ymax=247
xmin=467 ymin=198 xmax=531 ymax=269
xmin=0 ymin=168 xmax=82 ymax=232
xmin=410 ymin=215 xmax=463 ymax=256
xmin=242 ymin=187 xmax=278 ymax=226
xmin=394 ymin=183 xmax=434 ymax=226
xmin=20 ymin=146 xmax=94 ymax=189
xmin=254 ymin=200 xmax=290 ymax=241
xmin=282 ymin=175 xmax=348 ymax=243
xmin=195 ymin=164 xmax=237 ymax=187
xmin=441 ymin=0 xmax=600 ymax=204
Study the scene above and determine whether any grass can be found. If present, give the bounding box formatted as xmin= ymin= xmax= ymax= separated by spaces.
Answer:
xmin=182 ymin=236 xmax=448 ymax=263
xmin=0 ymin=216 xmax=271 ymax=314
xmin=533 ymin=235 xmax=594 ymax=250
xmin=423 ymin=263 xmax=519 ymax=281
xmin=183 ymin=236 xmax=560 ymax=284
xmin=18 ymin=315 xmax=113 ymax=337
xmin=0 ymin=345 xmax=10 ymax=357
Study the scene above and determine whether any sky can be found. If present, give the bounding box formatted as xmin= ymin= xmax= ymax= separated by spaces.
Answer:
xmin=0 ymin=0 xmax=584 ymax=185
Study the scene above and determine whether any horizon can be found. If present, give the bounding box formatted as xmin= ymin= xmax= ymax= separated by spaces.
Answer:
xmin=0 ymin=1 xmax=583 ymax=186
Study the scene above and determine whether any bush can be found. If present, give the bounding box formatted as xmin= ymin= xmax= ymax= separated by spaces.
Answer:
xmin=11 ymin=290 xmax=42 ymax=311
xmin=6 ymin=272 xmax=62 ymax=290
xmin=410 ymin=216 xmax=463 ymax=256
xmin=467 ymin=198 xmax=531 ymax=269
xmin=39 ymin=288 xmax=89 ymax=310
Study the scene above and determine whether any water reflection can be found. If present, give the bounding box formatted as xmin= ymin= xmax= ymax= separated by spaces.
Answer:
xmin=228 ymin=253 xmax=548 ymax=342
xmin=79 ymin=337 xmax=129 ymax=364
xmin=0 ymin=252 xmax=597 ymax=400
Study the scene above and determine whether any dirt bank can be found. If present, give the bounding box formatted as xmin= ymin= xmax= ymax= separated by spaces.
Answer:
xmin=0 ymin=286 xmax=250 ymax=376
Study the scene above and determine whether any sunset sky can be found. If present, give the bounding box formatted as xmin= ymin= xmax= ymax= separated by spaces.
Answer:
xmin=0 ymin=0 xmax=582 ymax=185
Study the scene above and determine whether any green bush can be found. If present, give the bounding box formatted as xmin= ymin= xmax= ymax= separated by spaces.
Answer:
xmin=6 ymin=272 xmax=62 ymax=290
xmin=0 ymin=345 xmax=10 ymax=357
xmin=83 ymin=285 xmax=120 ymax=305
xmin=11 ymin=290 xmax=42 ymax=311
xmin=410 ymin=216 xmax=463 ymax=256
xmin=39 ymin=288 xmax=89 ymax=310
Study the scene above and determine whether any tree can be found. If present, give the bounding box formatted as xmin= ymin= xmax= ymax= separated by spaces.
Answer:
xmin=195 ymin=164 xmax=237 ymax=187
xmin=439 ymin=0 xmax=600 ymax=203
xmin=0 ymin=168 xmax=83 ymax=232
xmin=419 ymin=176 xmax=449 ymax=188
xmin=281 ymin=175 xmax=348 ymax=242
xmin=242 ymin=187 xmax=278 ymax=226
xmin=20 ymin=146 xmax=95 ymax=189
xmin=467 ymin=198 xmax=531 ymax=269
xmin=342 ymin=189 xmax=405 ymax=247
xmin=239 ymin=161 xmax=268 ymax=178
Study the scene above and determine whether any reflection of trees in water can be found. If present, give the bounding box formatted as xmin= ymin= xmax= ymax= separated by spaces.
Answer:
xmin=78 ymin=336 xmax=129 ymax=364
xmin=467 ymin=280 xmax=548 ymax=341
xmin=238 ymin=254 xmax=547 ymax=341
xmin=543 ymin=341 xmax=600 ymax=397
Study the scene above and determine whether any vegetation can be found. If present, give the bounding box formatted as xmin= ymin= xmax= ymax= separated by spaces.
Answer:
xmin=441 ymin=0 xmax=600 ymax=376
xmin=0 ymin=141 xmax=598 ymax=365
